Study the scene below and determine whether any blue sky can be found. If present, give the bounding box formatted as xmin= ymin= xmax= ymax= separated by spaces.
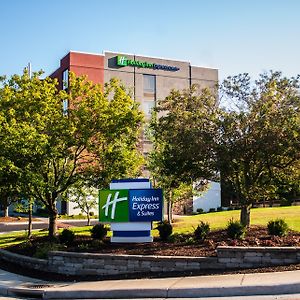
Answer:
xmin=1 ymin=0 xmax=299 ymax=80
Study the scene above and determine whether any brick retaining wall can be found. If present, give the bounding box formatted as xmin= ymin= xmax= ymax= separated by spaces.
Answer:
xmin=0 ymin=248 xmax=47 ymax=270
xmin=217 ymin=246 xmax=300 ymax=268
xmin=0 ymin=247 xmax=299 ymax=276
xmin=47 ymin=251 xmax=221 ymax=275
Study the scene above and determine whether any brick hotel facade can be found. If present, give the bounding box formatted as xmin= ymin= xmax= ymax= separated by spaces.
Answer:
xmin=50 ymin=51 xmax=220 ymax=215
xmin=50 ymin=51 xmax=218 ymax=155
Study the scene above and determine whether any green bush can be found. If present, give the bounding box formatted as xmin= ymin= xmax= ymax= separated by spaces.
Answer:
xmin=90 ymin=224 xmax=107 ymax=240
xmin=267 ymin=219 xmax=289 ymax=236
xmin=194 ymin=221 xmax=210 ymax=242
xmin=59 ymin=229 xmax=75 ymax=246
xmin=226 ymin=219 xmax=246 ymax=239
xmin=34 ymin=242 xmax=64 ymax=259
xmin=209 ymin=208 xmax=216 ymax=212
xmin=156 ymin=220 xmax=173 ymax=241
xmin=196 ymin=208 xmax=204 ymax=214
xmin=90 ymin=239 xmax=104 ymax=248
xmin=217 ymin=206 xmax=223 ymax=212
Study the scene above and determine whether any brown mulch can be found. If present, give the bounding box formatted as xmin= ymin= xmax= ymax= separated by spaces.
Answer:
xmin=6 ymin=226 xmax=300 ymax=258
xmin=2 ymin=226 xmax=300 ymax=282
xmin=0 ymin=216 xmax=39 ymax=223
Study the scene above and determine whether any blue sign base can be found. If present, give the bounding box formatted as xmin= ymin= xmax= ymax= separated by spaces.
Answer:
xmin=110 ymin=222 xmax=153 ymax=243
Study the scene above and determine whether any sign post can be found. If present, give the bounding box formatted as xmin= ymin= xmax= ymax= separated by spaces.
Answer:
xmin=99 ymin=178 xmax=163 ymax=243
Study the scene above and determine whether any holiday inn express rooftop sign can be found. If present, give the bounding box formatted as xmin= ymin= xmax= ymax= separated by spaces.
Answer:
xmin=117 ymin=55 xmax=180 ymax=72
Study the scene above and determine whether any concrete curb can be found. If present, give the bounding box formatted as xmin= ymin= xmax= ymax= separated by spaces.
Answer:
xmin=7 ymin=283 xmax=300 ymax=299
xmin=2 ymin=269 xmax=300 ymax=299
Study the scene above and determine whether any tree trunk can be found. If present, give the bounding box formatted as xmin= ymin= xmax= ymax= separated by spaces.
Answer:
xmin=28 ymin=201 xmax=32 ymax=238
xmin=4 ymin=205 xmax=9 ymax=217
xmin=48 ymin=208 xmax=58 ymax=239
xmin=87 ymin=212 xmax=90 ymax=226
xmin=167 ymin=200 xmax=173 ymax=224
xmin=240 ymin=204 xmax=251 ymax=227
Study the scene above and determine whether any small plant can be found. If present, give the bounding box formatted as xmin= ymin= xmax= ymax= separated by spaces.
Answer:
xmin=59 ymin=229 xmax=75 ymax=246
xmin=77 ymin=243 xmax=90 ymax=251
xmin=34 ymin=242 xmax=64 ymax=259
xmin=226 ymin=218 xmax=246 ymax=239
xmin=90 ymin=239 xmax=104 ymax=248
xmin=209 ymin=208 xmax=216 ymax=213
xmin=267 ymin=219 xmax=289 ymax=236
xmin=185 ymin=236 xmax=196 ymax=245
xmin=217 ymin=206 xmax=223 ymax=212
xmin=194 ymin=221 xmax=210 ymax=242
xmin=90 ymin=224 xmax=107 ymax=240
xmin=156 ymin=220 xmax=172 ymax=241
xmin=196 ymin=208 xmax=204 ymax=214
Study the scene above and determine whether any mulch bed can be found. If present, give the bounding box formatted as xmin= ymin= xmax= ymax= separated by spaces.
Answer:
xmin=6 ymin=226 xmax=300 ymax=258
xmin=2 ymin=226 xmax=300 ymax=282
xmin=0 ymin=216 xmax=39 ymax=223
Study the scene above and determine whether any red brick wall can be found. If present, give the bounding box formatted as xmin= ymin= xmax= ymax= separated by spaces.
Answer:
xmin=50 ymin=51 xmax=104 ymax=88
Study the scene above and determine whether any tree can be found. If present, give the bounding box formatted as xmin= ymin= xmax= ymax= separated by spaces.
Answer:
xmin=68 ymin=183 xmax=98 ymax=226
xmin=219 ymin=72 xmax=300 ymax=226
xmin=0 ymin=71 xmax=143 ymax=238
xmin=0 ymin=165 xmax=21 ymax=217
xmin=149 ymin=85 xmax=219 ymax=222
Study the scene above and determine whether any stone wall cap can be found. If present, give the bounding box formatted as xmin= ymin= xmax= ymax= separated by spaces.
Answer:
xmin=49 ymin=251 xmax=217 ymax=262
xmin=217 ymin=246 xmax=300 ymax=252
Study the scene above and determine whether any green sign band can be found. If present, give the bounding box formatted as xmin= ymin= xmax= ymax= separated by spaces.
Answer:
xmin=116 ymin=56 xmax=180 ymax=72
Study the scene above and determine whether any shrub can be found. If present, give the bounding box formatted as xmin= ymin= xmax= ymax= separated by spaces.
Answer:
xmin=90 ymin=239 xmax=104 ymax=248
xmin=194 ymin=221 xmax=210 ymax=242
xmin=77 ymin=243 xmax=90 ymax=251
xmin=185 ymin=237 xmax=196 ymax=245
xmin=59 ymin=229 xmax=75 ymax=246
xmin=209 ymin=208 xmax=216 ymax=213
xmin=217 ymin=206 xmax=223 ymax=212
xmin=156 ymin=221 xmax=172 ymax=241
xmin=34 ymin=242 xmax=64 ymax=259
xmin=267 ymin=219 xmax=289 ymax=236
xmin=226 ymin=219 xmax=246 ymax=239
xmin=91 ymin=224 xmax=107 ymax=240
xmin=196 ymin=208 xmax=204 ymax=214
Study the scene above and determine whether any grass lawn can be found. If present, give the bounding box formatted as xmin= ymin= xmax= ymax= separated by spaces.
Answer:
xmin=0 ymin=226 xmax=93 ymax=248
xmin=0 ymin=206 xmax=299 ymax=248
xmin=173 ymin=206 xmax=300 ymax=234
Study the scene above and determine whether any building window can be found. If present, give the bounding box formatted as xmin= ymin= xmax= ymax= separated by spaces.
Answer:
xmin=62 ymin=69 xmax=69 ymax=90
xmin=143 ymin=74 xmax=156 ymax=94
xmin=142 ymin=100 xmax=155 ymax=118
xmin=62 ymin=99 xmax=68 ymax=116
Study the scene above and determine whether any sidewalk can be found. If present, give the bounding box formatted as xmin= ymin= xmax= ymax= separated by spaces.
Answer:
xmin=1 ymin=268 xmax=300 ymax=299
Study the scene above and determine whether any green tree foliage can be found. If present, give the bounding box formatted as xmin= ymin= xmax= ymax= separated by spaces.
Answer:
xmin=149 ymin=85 xmax=219 ymax=222
xmin=149 ymin=72 xmax=300 ymax=228
xmin=0 ymin=71 xmax=143 ymax=238
xmin=219 ymin=72 xmax=300 ymax=226
xmin=68 ymin=182 xmax=98 ymax=226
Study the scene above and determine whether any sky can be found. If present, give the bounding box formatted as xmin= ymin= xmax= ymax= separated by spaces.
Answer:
xmin=0 ymin=0 xmax=300 ymax=81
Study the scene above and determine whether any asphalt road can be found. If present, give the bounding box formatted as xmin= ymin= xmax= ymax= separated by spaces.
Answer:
xmin=0 ymin=219 xmax=99 ymax=233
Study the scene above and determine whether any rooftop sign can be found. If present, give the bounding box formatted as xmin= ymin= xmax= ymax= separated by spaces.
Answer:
xmin=117 ymin=55 xmax=180 ymax=72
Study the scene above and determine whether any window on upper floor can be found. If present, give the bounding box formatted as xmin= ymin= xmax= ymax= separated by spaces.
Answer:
xmin=62 ymin=69 xmax=69 ymax=90
xmin=62 ymin=99 xmax=68 ymax=116
xmin=143 ymin=74 xmax=156 ymax=94
xmin=142 ymin=100 xmax=155 ymax=119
